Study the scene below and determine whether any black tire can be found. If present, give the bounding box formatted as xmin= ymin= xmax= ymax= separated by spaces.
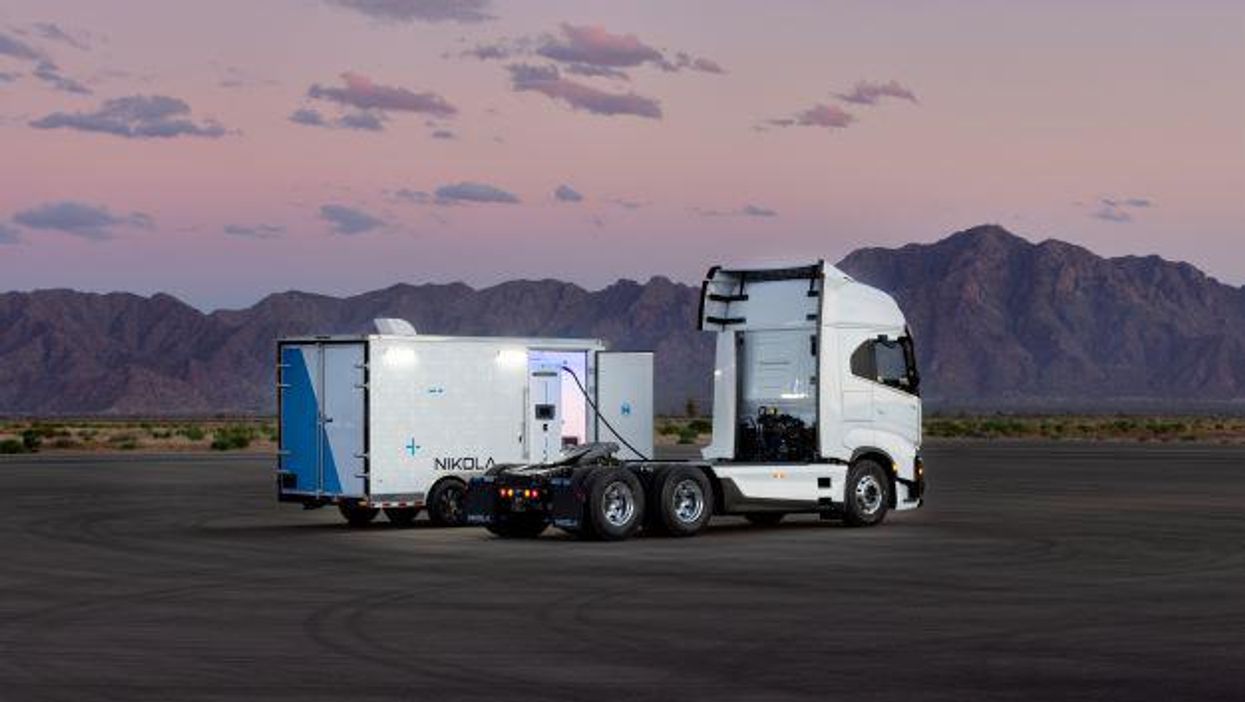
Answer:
xmin=843 ymin=459 xmax=890 ymax=527
xmin=384 ymin=507 xmax=419 ymax=527
xmin=744 ymin=512 xmax=785 ymax=527
xmin=486 ymin=513 xmax=549 ymax=539
xmin=427 ymin=479 xmax=468 ymax=527
xmin=582 ymin=467 xmax=645 ymax=541
xmin=338 ymin=503 xmax=379 ymax=527
xmin=651 ymin=466 xmax=713 ymax=537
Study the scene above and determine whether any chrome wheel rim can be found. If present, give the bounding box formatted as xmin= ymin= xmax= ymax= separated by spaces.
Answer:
xmin=854 ymin=474 xmax=883 ymax=515
xmin=602 ymin=481 xmax=636 ymax=527
xmin=672 ymin=479 xmax=705 ymax=523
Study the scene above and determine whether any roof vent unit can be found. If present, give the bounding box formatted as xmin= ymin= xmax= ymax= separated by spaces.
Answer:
xmin=373 ymin=318 xmax=418 ymax=336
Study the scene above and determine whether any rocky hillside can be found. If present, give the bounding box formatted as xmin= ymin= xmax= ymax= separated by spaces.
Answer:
xmin=2 ymin=225 xmax=1243 ymax=415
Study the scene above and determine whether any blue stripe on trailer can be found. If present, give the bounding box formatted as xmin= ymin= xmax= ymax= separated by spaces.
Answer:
xmin=280 ymin=346 xmax=319 ymax=493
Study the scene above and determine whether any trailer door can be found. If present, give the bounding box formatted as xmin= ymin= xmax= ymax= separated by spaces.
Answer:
xmin=594 ymin=352 xmax=654 ymax=460
xmin=278 ymin=341 xmax=366 ymax=498
xmin=321 ymin=344 xmax=367 ymax=497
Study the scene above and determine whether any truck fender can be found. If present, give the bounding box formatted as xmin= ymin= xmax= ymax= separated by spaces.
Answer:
xmin=849 ymin=447 xmax=897 ymax=509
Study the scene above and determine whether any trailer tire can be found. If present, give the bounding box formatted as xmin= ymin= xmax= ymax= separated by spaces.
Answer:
xmin=427 ymin=478 xmax=468 ymax=527
xmin=384 ymin=507 xmax=419 ymax=527
xmin=843 ymin=459 xmax=890 ymax=527
xmin=652 ymin=466 xmax=712 ymax=537
xmin=338 ymin=503 xmax=379 ymax=527
xmin=486 ymin=514 xmax=548 ymax=539
xmin=744 ymin=512 xmax=785 ymax=527
xmin=583 ymin=467 xmax=645 ymax=541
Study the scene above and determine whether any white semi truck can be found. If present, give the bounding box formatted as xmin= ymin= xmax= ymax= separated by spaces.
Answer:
xmin=465 ymin=260 xmax=925 ymax=539
xmin=275 ymin=323 xmax=654 ymax=526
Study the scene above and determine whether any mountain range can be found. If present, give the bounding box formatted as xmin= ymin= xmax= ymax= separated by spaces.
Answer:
xmin=2 ymin=225 xmax=1243 ymax=415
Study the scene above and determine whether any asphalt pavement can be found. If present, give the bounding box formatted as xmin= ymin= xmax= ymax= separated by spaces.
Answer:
xmin=1 ymin=443 xmax=1243 ymax=701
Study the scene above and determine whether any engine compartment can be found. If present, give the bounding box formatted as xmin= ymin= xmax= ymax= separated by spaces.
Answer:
xmin=737 ymin=406 xmax=817 ymax=463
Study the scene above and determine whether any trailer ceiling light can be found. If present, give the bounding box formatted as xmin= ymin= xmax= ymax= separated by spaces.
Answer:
xmin=382 ymin=346 xmax=417 ymax=368
xmin=496 ymin=348 xmax=528 ymax=368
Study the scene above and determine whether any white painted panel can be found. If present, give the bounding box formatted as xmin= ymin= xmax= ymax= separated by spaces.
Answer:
xmin=368 ymin=338 xmax=530 ymax=499
xmin=595 ymin=352 xmax=654 ymax=460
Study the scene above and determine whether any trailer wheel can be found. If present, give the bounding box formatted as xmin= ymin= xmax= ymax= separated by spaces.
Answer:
xmin=427 ymin=479 xmax=468 ymax=527
xmin=338 ymin=503 xmax=379 ymax=527
xmin=584 ymin=467 xmax=645 ymax=541
xmin=384 ymin=507 xmax=419 ymax=527
xmin=486 ymin=514 xmax=548 ymax=539
xmin=744 ymin=512 xmax=785 ymax=527
xmin=653 ymin=466 xmax=712 ymax=537
xmin=843 ymin=459 xmax=890 ymax=527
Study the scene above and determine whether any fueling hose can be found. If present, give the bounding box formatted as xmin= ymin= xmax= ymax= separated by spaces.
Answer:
xmin=559 ymin=365 xmax=652 ymax=461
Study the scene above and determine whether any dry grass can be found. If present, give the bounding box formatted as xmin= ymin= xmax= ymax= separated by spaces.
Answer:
xmin=0 ymin=419 xmax=277 ymax=454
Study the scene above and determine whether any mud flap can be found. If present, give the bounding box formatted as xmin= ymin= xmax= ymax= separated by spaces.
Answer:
xmin=464 ymin=476 xmax=499 ymax=525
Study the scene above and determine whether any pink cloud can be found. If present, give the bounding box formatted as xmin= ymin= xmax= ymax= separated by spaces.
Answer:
xmin=537 ymin=24 xmax=664 ymax=68
xmin=835 ymin=80 xmax=917 ymax=106
xmin=308 ymin=72 xmax=456 ymax=117
xmin=508 ymin=64 xmax=661 ymax=119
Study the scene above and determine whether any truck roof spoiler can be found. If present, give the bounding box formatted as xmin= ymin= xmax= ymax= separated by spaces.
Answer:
xmin=698 ymin=261 xmax=826 ymax=331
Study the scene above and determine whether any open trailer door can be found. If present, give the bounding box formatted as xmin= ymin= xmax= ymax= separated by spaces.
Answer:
xmin=278 ymin=341 xmax=367 ymax=500
xmin=594 ymin=351 xmax=654 ymax=460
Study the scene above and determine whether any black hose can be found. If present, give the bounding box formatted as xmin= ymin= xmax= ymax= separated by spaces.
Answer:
xmin=560 ymin=365 xmax=651 ymax=461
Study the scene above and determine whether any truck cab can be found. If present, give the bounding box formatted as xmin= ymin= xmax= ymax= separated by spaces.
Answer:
xmin=699 ymin=261 xmax=924 ymax=513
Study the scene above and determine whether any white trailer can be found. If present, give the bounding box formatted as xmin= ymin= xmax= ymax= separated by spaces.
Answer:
xmin=276 ymin=325 xmax=653 ymax=526
xmin=466 ymin=260 xmax=925 ymax=540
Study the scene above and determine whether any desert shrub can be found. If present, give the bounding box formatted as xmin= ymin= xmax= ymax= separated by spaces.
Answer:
xmin=50 ymin=438 xmax=83 ymax=449
xmin=688 ymin=419 xmax=712 ymax=435
xmin=20 ymin=430 xmax=43 ymax=452
xmin=211 ymin=425 xmax=256 ymax=451
xmin=116 ymin=438 xmax=139 ymax=450
xmin=657 ymin=422 xmax=681 ymax=436
xmin=676 ymin=426 xmax=699 ymax=444
xmin=180 ymin=426 xmax=206 ymax=441
xmin=0 ymin=439 xmax=28 ymax=454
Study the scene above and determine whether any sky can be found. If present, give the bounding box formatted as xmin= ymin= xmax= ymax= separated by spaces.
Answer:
xmin=0 ymin=0 xmax=1242 ymax=310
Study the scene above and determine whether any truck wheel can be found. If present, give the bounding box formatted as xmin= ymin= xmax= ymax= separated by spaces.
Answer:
xmin=653 ymin=466 xmax=712 ymax=537
xmin=584 ymin=467 xmax=645 ymax=541
xmin=338 ymin=503 xmax=379 ymax=527
xmin=744 ymin=512 xmax=785 ymax=527
xmin=486 ymin=514 xmax=548 ymax=539
xmin=427 ymin=479 xmax=468 ymax=527
xmin=843 ymin=459 xmax=890 ymax=527
xmin=384 ymin=507 xmax=419 ymax=527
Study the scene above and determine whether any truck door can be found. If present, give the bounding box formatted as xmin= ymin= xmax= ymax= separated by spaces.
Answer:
xmin=594 ymin=352 xmax=654 ymax=460
xmin=527 ymin=365 xmax=563 ymax=463
xmin=278 ymin=342 xmax=367 ymax=498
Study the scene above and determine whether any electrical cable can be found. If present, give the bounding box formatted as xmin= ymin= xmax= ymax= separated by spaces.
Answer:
xmin=559 ymin=365 xmax=651 ymax=461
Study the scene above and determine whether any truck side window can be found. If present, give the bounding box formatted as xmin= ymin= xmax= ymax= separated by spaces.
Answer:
xmin=874 ymin=340 xmax=909 ymax=390
xmin=851 ymin=338 xmax=918 ymax=395
xmin=850 ymin=341 xmax=876 ymax=379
